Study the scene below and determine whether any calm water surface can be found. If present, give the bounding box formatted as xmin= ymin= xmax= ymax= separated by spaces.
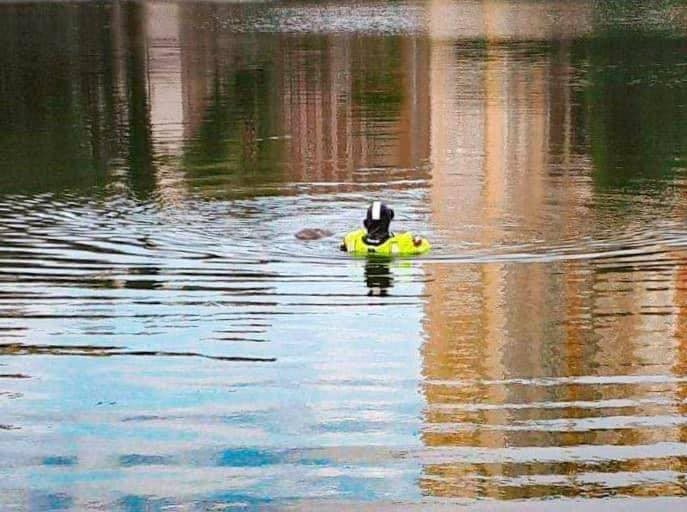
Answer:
xmin=3 ymin=1 xmax=687 ymax=510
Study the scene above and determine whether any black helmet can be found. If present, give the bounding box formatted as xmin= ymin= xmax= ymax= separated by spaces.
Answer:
xmin=363 ymin=201 xmax=394 ymax=243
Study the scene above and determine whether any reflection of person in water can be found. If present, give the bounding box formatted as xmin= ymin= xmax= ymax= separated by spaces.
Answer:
xmin=365 ymin=259 xmax=393 ymax=296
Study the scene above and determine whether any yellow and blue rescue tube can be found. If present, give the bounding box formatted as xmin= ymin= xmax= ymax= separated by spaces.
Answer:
xmin=342 ymin=229 xmax=431 ymax=256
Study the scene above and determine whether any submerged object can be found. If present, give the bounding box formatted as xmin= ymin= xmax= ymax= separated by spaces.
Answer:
xmin=295 ymin=228 xmax=333 ymax=240
xmin=341 ymin=228 xmax=431 ymax=256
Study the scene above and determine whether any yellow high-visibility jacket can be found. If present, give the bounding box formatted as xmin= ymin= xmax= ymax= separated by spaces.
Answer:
xmin=341 ymin=229 xmax=431 ymax=256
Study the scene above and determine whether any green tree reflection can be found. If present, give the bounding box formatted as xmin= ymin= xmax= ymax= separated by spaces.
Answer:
xmin=180 ymin=51 xmax=284 ymax=198
xmin=576 ymin=31 xmax=687 ymax=189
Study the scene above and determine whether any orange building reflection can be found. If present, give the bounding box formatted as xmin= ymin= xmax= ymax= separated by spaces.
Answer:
xmin=145 ymin=2 xmax=432 ymax=199
xmin=422 ymin=0 xmax=687 ymax=500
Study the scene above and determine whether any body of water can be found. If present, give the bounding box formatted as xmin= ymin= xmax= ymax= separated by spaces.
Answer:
xmin=2 ymin=1 xmax=687 ymax=510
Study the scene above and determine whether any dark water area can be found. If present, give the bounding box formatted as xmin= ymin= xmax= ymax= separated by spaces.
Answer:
xmin=3 ymin=0 xmax=687 ymax=510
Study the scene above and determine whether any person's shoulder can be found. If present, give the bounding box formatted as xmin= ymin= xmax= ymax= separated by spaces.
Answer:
xmin=345 ymin=228 xmax=366 ymax=239
xmin=393 ymin=232 xmax=431 ymax=252
xmin=393 ymin=231 xmax=417 ymax=242
xmin=341 ymin=229 xmax=366 ymax=251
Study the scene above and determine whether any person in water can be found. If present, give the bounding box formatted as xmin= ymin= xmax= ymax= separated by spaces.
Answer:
xmin=340 ymin=201 xmax=431 ymax=256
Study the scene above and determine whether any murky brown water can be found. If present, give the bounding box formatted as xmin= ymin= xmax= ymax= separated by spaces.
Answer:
xmin=2 ymin=1 xmax=687 ymax=510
